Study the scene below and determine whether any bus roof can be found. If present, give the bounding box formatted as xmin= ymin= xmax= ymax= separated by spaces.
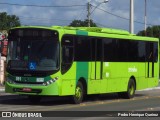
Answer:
xmin=10 ymin=26 xmax=131 ymax=35
xmin=52 ymin=26 xmax=131 ymax=35
xmin=52 ymin=26 xmax=159 ymax=41
xmin=10 ymin=26 xmax=159 ymax=41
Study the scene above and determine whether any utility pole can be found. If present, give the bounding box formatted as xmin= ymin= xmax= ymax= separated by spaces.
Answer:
xmin=87 ymin=0 xmax=108 ymax=27
xmin=130 ymin=0 xmax=134 ymax=34
xmin=87 ymin=2 xmax=91 ymax=27
xmin=144 ymin=0 xmax=147 ymax=36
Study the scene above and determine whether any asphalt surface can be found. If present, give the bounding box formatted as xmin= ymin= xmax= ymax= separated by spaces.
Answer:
xmin=0 ymin=86 xmax=160 ymax=120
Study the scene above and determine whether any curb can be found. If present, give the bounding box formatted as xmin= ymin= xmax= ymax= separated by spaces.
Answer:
xmin=138 ymin=86 xmax=160 ymax=91
xmin=0 ymin=87 xmax=5 ymax=92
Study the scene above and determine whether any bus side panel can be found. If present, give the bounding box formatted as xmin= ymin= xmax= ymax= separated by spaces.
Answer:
xmin=88 ymin=61 xmax=102 ymax=94
xmin=103 ymin=62 xmax=129 ymax=93
xmin=88 ymin=62 xmax=158 ymax=94
xmin=147 ymin=62 xmax=159 ymax=88
xmin=134 ymin=63 xmax=147 ymax=90
xmin=60 ymin=62 xmax=76 ymax=96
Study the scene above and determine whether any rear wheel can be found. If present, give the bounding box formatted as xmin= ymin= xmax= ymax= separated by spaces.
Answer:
xmin=118 ymin=79 xmax=136 ymax=99
xmin=72 ymin=81 xmax=84 ymax=104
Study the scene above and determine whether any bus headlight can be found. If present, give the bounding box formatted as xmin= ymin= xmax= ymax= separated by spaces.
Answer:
xmin=6 ymin=77 xmax=15 ymax=84
xmin=43 ymin=77 xmax=59 ymax=86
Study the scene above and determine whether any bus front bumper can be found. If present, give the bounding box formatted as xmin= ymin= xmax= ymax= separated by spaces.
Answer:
xmin=5 ymin=81 xmax=59 ymax=96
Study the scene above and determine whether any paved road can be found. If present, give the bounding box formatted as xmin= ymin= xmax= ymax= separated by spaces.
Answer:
xmin=0 ymin=87 xmax=160 ymax=120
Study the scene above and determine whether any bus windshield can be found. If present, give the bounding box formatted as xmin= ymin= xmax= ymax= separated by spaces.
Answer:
xmin=7 ymin=29 xmax=59 ymax=75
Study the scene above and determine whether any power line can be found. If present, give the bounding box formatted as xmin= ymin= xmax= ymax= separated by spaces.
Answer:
xmin=75 ymin=6 xmax=87 ymax=20
xmin=0 ymin=2 xmax=86 ymax=8
xmin=1 ymin=2 xmax=156 ymax=28
xmin=92 ymin=5 xmax=154 ymax=26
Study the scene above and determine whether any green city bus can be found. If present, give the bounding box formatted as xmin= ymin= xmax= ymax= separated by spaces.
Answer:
xmin=5 ymin=26 xmax=159 ymax=104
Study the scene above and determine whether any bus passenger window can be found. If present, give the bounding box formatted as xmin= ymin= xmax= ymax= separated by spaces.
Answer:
xmin=62 ymin=46 xmax=73 ymax=64
xmin=61 ymin=35 xmax=74 ymax=74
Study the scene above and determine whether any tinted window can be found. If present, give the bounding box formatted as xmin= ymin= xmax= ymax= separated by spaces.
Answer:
xmin=138 ymin=41 xmax=146 ymax=61
xmin=74 ymin=36 xmax=91 ymax=61
xmin=61 ymin=35 xmax=74 ymax=74
xmin=117 ymin=40 xmax=129 ymax=62
xmin=127 ymin=41 xmax=139 ymax=62
xmin=7 ymin=29 xmax=59 ymax=71
xmin=146 ymin=42 xmax=158 ymax=62
xmin=103 ymin=38 xmax=154 ymax=62
xmin=153 ymin=42 xmax=158 ymax=62
xmin=62 ymin=35 xmax=158 ymax=63
xmin=103 ymin=38 xmax=117 ymax=61
xmin=91 ymin=38 xmax=103 ymax=61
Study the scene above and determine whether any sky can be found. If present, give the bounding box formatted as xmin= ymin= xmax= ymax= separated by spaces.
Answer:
xmin=0 ymin=0 xmax=160 ymax=34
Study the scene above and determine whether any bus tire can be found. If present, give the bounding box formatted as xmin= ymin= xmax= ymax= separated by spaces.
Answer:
xmin=124 ymin=79 xmax=136 ymax=99
xmin=28 ymin=95 xmax=41 ymax=104
xmin=118 ymin=79 xmax=136 ymax=99
xmin=72 ymin=81 xmax=84 ymax=104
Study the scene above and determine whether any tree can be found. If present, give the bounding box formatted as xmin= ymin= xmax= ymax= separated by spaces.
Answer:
xmin=137 ymin=26 xmax=160 ymax=68
xmin=69 ymin=19 xmax=97 ymax=27
xmin=137 ymin=25 xmax=160 ymax=38
xmin=0 ymin=12 xmax=21 ymax=30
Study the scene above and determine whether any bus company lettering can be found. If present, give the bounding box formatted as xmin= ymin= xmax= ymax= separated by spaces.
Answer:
xmin=105 ymin=62 xmax=109 ymax=67
xmin=128 ymin=66 xmax=137 ymax=73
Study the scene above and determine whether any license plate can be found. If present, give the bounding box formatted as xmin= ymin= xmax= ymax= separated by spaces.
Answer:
xmin=22 ymin=88 xmax=32 ymax=92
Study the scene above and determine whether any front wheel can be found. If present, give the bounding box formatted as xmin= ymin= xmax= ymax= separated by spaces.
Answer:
xmin=71 ymin=82 xmax=84 ymax=104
